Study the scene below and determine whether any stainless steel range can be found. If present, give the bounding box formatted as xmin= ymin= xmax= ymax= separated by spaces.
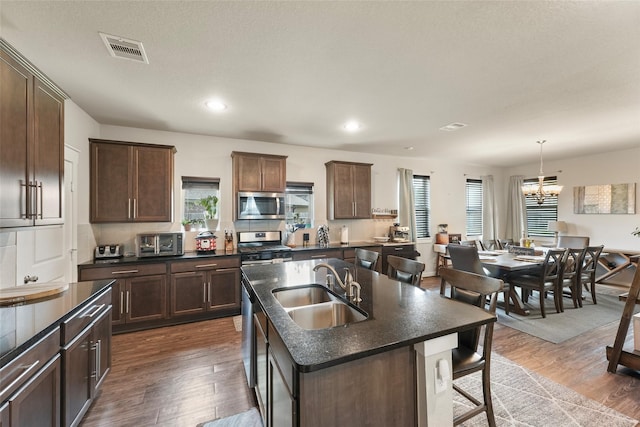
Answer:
xmin=237 ymin=231 xmax=292 ymax=265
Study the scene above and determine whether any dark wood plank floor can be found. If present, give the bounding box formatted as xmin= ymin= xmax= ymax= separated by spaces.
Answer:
xmin=81 ymin=277 xmax=639 ymax=426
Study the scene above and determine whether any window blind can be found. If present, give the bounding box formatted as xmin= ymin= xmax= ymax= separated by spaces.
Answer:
xmin=524 ymin=176 xmax=558 ymax=237
xmin=466 ymin=179 xmax=483 ymax=236
xmin=413 ymin=175 xmax=431 ymax=238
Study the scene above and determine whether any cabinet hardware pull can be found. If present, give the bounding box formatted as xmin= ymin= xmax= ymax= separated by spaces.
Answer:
xmin=83 ymin=304 xmax=105 ymax=318
xmin=125 ymin=291 xmax=130 ymax=314
xmin=128 ymin=199 xmax=131 ymax=219
xmin=0 ymin=360 xmax=40 ymax=396
xmin=120 ymin=291 xmax=124 ymax=314
xmin=311 ymin=254 xmax=328 ymax=258
xmin=203 ymin=283 xmax=207 ymax=303
xmin=37 ymin=181 xmax=43 ymax=219
xmin=394 ymin=247 xmax=403 ymax=251
xmin=214 ymin=268 xmax=234 ymax=272
xmin=195 ymin=264 xmax=218 ymax=269
xmin=20 ymin=181 xmax=29 ymax=219
xmin=207 ymin=282 xmax=211 ymax=303
xmin=112 ymin=270 xmax=139 ymax=275
xmin=133 ymin=198 xmax=137 ymax=219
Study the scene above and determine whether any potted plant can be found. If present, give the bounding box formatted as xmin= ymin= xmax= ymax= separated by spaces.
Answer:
xmin=198 ymin=195 xmax=219 ymax=230
xmin=181 ymin=219 xmax=192 ymax=231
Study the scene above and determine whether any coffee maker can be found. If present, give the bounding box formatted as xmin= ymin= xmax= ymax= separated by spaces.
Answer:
xmin=388 ymin=224 xmax=410 ymax=242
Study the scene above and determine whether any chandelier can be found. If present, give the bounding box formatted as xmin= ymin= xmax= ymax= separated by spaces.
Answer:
xmin=521 ymin=140 xmax=563 ymax=205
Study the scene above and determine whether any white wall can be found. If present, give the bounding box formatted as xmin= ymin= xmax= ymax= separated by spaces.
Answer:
xmin=506 ymin=146 xmax=640 ymax=250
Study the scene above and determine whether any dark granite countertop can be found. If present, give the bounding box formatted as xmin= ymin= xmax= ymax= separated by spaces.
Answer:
xmin=242 ymin=258 xmax=495 ymax=373
xmin=0 ymin=280 xmax=113 ymax=368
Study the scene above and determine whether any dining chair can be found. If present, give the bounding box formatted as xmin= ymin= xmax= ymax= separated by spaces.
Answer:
xmin=507 ymin=248 xmax=567 ymax=318
xmin=580 ymin=245 xmax=605 ymax=304
xmin=498 ymin=238 xmax=513 ymax=249
xmin=386 ymin=255 xmax=425 ymax=287
xmin=557 ymin=235 xmax=590 ymax=249
xmin=481 ymin=240 xmax=500 ymax=251
xmin=460 ymin=240 xmax=479 ymax=249
xmin=557 ymin=247 xmax=587 ymax=311
xmin=446 ymin=244 xmax=509 ymax=314
xmin=354 ymin=248 xmax=380 ymax=271
xmin=439 ymin=268 xmax=503 ymax=427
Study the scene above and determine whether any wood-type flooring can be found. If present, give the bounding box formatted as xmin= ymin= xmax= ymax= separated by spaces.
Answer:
xmin=80 ymin=277 xmax=639 ymax=426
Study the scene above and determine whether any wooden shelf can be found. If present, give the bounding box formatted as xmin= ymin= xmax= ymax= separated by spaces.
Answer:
xmin=372 ymin=214 xmax=398 ymax=219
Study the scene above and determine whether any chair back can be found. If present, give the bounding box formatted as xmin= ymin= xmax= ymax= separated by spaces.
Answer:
xmin=439 ymin=268 xmax=503 ymax=353
xmin=498 ymin=238 xmax=514 ymax=249
xmin=562 ymin=247 xmax=587 ymax=282
xmin=541 ymin=248 xmax=568 ymax=284
xmin=386 ymin=255 xmax=425 ymax=286
xmin=481 ymin=240 xmax=500 ymax=251
xmin=582 ymin=245 xmax=604 ymax=276
xmin=557 ymin=235 xmax=590 ymax=249
xmin=447 ymin=244 xmax=485 ymax=275
xmin=460 ymin=240 xmax=479 ymax=249
xmin=354 ymin=248 xmax=379 ymax=271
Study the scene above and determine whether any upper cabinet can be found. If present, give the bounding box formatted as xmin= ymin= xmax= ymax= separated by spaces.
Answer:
xmin=232 ymin=151 xmax=287 ymax=193
xmin=0 ymin=43 xmax=65 ymax=228
xmin=90 ymin=139 xmax=175 ymax=223
xmin=325 ymin=161 xmax=372 ymax=220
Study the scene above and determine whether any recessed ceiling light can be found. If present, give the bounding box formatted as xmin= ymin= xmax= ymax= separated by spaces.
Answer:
xmin=343 ymin=121 xmax=362 ymax=132
xmin=439 ymin=122 xmax=467 ymax=131
xmin=205 ymin=100 xmax=227 ymax=112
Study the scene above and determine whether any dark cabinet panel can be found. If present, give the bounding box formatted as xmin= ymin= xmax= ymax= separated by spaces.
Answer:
xmin=232 ymin=152 xmax=287 ymax=193
xmin=8 ymin=355 xmax=60 ymax=427
xmin=325 ymin=161 xmax=372 ymax=220
xmin=171 ymin=272 xmax=207 ymax=316
xmin=127 ymin=275 xmax=167 ymax=322
xmin=90 ymin=139 xmax=174 ymax=223
xmin=208 ymin=268 xmax=241 ymax=311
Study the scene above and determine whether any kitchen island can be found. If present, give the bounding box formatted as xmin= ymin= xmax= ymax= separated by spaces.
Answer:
xmin=241 ymin=258 xmax=495 ymax=427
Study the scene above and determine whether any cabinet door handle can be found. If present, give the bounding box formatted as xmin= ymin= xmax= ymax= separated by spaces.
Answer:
xmin=112 ymin=270 xmax=139 ymax=275
xmin=125 ymin=291 xmax=130 ymax=314
xmin=120 ymin=291 xmax=124 ymax=314
xmin=133 ymin=198 xmax=137 ymax=219
xmin=0 ymin=360 xmax=40 ymax=396
xmin=203 ymin=283 xmax=207 ymax=303
xmin=37 ymin=181 xmax=43 ymax=219
xmin=195 ymin=264 xmax=218 ymax=269
xmin=20 ymin=180 xmax=29 ymax=219
xmin=311 ymin=254 xmax=329 ymax=258
xmin=92 ymin=340 xmax=101 ymax=379
xmin=128 ymin=198 xmax=131 ymax=219
xmin=215 ymin=268 xmax=235 ymax=272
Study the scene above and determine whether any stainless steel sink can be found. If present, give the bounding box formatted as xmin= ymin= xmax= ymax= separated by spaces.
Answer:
xmin=286 ymin=301 xmax=367 ymax=330
xmin=272 ymin=284 xmax=336 ymax=308
xmin=272 ymin=284 xmax=367 ymax=329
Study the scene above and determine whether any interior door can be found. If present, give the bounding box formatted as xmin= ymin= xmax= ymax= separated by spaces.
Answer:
xmin=64 ymin=146 xmax=78 ymax=282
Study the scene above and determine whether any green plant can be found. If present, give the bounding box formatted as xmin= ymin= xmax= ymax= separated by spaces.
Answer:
xmin=633 ymin=227 xmax=640 ymax=238
xmin=181 ymin=219 xmax=190 ymax=226
xmin=198 ymin=195 xmax=219 ymax=219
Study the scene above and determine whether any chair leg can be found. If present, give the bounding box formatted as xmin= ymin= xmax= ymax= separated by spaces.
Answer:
xmin=503 ymin=288 xmax=510 ymax=315
xmin=540 ymin=290 xmax=546 ymax=318
xmin=483 ymin=365 xmax=497 ymax=427
xmin=591 ymin=280 xmax=597 ymax=304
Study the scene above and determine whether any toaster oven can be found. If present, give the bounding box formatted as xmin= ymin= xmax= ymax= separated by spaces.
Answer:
xmin=136 ymin=232 xmax=184 ymax=257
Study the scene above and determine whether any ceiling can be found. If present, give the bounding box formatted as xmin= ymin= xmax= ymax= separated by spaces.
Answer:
xmin=1 ymin=1 xmax=639 ymax=167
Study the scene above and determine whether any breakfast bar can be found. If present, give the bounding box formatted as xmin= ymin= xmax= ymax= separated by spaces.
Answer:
xmin=241 ymin=258 xmax=495 ymax=427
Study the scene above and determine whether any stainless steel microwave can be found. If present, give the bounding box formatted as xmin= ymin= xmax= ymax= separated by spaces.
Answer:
xmin=136 ymin=232 xmax=184 ymax=257
xmin=237 ymin=192 xmax=285 ymax=220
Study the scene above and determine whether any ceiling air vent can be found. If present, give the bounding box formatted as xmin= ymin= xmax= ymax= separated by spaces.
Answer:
xmin=99 ymin=32 xmax=149 ymax=64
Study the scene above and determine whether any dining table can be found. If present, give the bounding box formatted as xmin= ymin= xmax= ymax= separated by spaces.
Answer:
xmin=478 ymin=250 xmax=546 ymax=316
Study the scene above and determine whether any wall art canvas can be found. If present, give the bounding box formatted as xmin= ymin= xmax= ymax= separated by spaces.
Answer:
xmin=573 ymin=183 xmax=636 ymax=214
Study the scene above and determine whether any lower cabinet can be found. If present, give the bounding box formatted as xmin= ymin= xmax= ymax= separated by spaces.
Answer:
xmin=170 ymin=257 xmax=241 ymax=317
xmin=381 ymin=243 xmax=417 ymax=274
xmin=0 ymin=329 xmax=61 ymax=427
xmin=268 ymin=350 xmax=295 ymax=427
xmin=291 ymin=248 xmax=343 ymax=261
xmin=61 ymin=289 xmax=112 ymax=427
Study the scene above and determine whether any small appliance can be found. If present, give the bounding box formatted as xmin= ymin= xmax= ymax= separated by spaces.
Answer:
xmin=196 ymin=231 xmax=217 ymax=253
xmin=389 ymin=224 xmax=410 ymax=242
xmin=94 ymin=244 xmax=124 ymax=259
xmin=237 ymin=192 xmax=285 ymax=220
xmin=237 ymin=231 xmax=292 ymax=265
xmin=135 ymin=232 xmax=184 ymax=257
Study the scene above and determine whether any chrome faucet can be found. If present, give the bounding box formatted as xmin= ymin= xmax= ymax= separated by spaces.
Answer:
xmin=313 ymin=263 xmax=358 ymax=300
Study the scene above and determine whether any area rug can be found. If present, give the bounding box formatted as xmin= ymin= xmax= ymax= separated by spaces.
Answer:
xmin=198 ymin=407 xmax=262 ymax=427
xmin=497 ymin=293 xmax=639 ymax=344
xmin=454 ymin=353 xmax=638 ymax=426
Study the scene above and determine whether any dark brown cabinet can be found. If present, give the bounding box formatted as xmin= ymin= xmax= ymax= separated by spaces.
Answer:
xmin=325 ymin=161 xmax=372 ymax=220
xmin=170 ymin=257 xmax=241 ymax=317
xmin=381 ymin=243 xmax=417 ymax=274
xmin=0 ymin=328 xmax=61 ymax=427
xmin=232 ymin=151 xmax=287 ymax=193
xmin=1 ymin=45 xmax=64 ymax=228
xmin=291 ymin=248 xmax=343 ymax=261
xmin=61 ymin=306 xmax=111 ymax=427
xmin=89 ymin=139 xmax=175 ymax=223
xmin=78 ymin=263 xmax=167 ymax=327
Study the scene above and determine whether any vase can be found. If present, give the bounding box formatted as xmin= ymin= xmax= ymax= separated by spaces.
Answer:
xmin=205 ymin=219 xmax=219 ymax=231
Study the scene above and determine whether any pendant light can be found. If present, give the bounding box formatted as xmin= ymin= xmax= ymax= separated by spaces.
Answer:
xmin=521 ymin=140 xmax=563 ymax=205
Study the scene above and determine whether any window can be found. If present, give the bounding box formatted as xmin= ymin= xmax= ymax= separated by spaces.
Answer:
xmin=524 ymin=176 xmax=558 ymax=237
xmin=182 ymin=176 xmax=220 ymax=229
xmin=466 ymin=179 xmax=483 ymax=236
xmin=285 ymin=182 xmax=314 ymax=229
xmin=412 ymin=175 xmax=431 ymax=238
